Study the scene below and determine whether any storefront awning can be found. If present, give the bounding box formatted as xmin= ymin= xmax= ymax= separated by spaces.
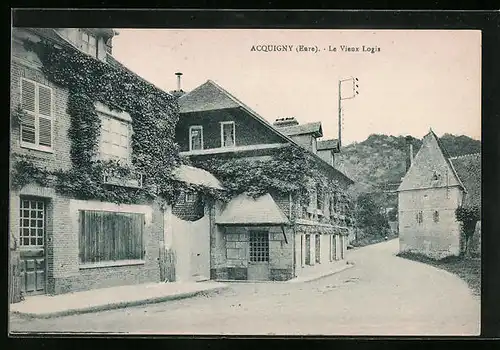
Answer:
xmin=216 ymin=193 xmax=290 ymax=226
xmin=172 ymin=165 xmax=224 ymax=190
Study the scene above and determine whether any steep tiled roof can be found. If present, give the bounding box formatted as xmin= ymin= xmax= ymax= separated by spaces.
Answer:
xmin=317 ymin=139 xmax=339 ymax=151
xmin=279 ymin=122 xmax=323 ymax=138
xmin=216 ymin=193 xmax=289 ymax=225
xmin=172 ymin=165 xmax=224 ymax=190
xmin=178 ymin=80 xmax=353 ymax=185
xmin=449 ymin=153 xmax=481 ymax=208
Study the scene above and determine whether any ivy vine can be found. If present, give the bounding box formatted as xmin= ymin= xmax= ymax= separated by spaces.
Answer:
xmin=191 ymin=145 xmax=349 ymax=207
xmin=11 ymin=38 xmax=200 ymax=204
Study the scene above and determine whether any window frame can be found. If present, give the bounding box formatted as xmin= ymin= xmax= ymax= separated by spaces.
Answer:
xmin=78 ymin=209 xmax=145 ymax=265
xmin=19 ymin=197 xmax=46 ymax=248
xmin=19 ymin=78 xmax=54 ymax=153
xmin=98 ymin=109 xmax=133 ymax=165
xmin=220 ymin=121 xmax=236 ymax=148
xmin=433 ymin=210 xmax=440 ymax=223
xmin=188 ymin=125 xmax=204 ymax=151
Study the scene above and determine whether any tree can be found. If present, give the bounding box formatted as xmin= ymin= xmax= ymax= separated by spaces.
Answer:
xmin=455 ymin=206 xmax=480 ymax=257
xmin=355 ymin=192 xmax=389 ymax=236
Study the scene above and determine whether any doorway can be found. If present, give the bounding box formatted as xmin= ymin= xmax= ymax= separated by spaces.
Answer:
xmin=19 ymin=197 xmax=47 ymax=296
xmin=247 ymin=230 xmax=269 ymax=280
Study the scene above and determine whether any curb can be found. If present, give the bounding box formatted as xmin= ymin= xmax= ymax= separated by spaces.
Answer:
xmin=286 ymin=263 xmax=355 ymax=284
xmin=11 ymin=284 xmax=228 ymax=319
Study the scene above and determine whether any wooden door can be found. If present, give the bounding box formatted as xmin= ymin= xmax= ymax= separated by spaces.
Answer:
xmin=19 ymin=198 xmax=46 ymax=296
xmin=247 ymin=230 xmax=270 ymax=281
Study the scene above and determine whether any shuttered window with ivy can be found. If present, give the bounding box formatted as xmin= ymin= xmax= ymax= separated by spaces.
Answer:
xmin=20 ymin=78 xmax=53 ymax=152
xmin=79 ymin=210 xmax=145 ymax=264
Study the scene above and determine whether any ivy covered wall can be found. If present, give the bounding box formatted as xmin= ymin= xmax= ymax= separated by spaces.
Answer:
xmin=11 ymin=35 xmax=192 ymax=205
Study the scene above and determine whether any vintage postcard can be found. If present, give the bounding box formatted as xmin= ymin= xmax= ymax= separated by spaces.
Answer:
xmin=9 ymin=26 xmax=481 ymax=336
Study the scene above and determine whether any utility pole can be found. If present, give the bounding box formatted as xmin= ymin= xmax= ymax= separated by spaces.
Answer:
xmin=338 ymin=77 xmax=359 ymax=149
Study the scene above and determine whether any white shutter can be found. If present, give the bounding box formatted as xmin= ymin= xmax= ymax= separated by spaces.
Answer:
xmin=37 ymin=85 xmax=53 ymax=148
xmin=21 ymin=79 xmax=36 ymax=113
xmin=20 ymin=79 xmax=36 ymax=144
xmin=20 ymin=114 xmax=36 ymax=144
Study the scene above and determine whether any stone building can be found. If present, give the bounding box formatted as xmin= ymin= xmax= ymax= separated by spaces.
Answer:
xmin=397 ymin=129 xmax=481 ymax=259
xmin=174 ymin=79 xmax=355 ymax=281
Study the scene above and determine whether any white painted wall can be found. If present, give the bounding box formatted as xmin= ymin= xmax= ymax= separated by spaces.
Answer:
xmin=167 ymin=208 xmax=210 ymax=282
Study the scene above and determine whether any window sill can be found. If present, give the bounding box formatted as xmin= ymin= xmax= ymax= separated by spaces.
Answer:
xmin=20 ymin=142 xmax=54 ymax=154
xmin=79 ymin=259 xmax=145 ymax=270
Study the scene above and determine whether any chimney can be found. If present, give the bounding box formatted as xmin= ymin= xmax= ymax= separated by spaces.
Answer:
xmin=273 ymin=117 xmax=299 ymax=128
xmin=175 ymin=72 xmax=183 ymax=91
xmin=170 ymin=72 xmax=185 ymax=98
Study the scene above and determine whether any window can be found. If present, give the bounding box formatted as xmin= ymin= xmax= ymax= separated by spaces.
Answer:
xmin=100 ymin=113 xmax=132 ymax=164
xmin=220 ymin=121 xmax=235 ymax=148
xmin=80 ymin=30 xmax=98 ymax=57
xmin=249 ymin=231 xmax=269 ymax=262
xmin=416 ymin=211 xmax=424 ymax=224
xmin=20 ymin=78 xmax=53 ymax=152
xmin=316 ymin=185 xmax=323 ymax=211
xmin=315 ymin=234 xmax=321 ymax=263
xmin=305 ymin=234 xmax=311 ymax=265
xmin=185 ymin=190 xmax=197 ymax=203
xmin=19 ymin=198 xmax=45 ymax=247
xmin=226 ymin=233 xmax=246 ymax=260
xmin=79 ymin=210 xmax=144 ymax=264
xmin=189 ymin=125 xmax=203 ymax=151
xmin=433 ymin=210 xmax=440 ymax=223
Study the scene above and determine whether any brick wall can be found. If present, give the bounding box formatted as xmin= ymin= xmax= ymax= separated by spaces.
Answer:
xmin=11 ymin=38 xmax=72 ymax=173
xmin=52 ymin=199 xmax=162 ymax=294
xmin=172 ymin=190 xmax=205 ymax=221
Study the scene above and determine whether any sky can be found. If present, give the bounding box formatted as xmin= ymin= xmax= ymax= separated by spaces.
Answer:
xmin=112 ymin=29 xmax=481 ymax=145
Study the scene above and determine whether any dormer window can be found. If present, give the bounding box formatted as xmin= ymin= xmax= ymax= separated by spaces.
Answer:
xmin=221 ymin=121 xmax=235 ymax=148
xmin=80 ymin=30 xmax=98 ymax=58
xmin=189 ymin=125 xmax=203 ymax=151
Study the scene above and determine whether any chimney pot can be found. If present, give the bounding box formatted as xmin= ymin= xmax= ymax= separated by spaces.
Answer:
xmin=175 ymin=72 xmax=183 ymax=91
xmin=273 ymin=117 xmax=299 ymax=127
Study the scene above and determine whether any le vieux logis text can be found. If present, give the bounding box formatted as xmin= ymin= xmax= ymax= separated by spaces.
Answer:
xmin=250 ymin=44 xmax=381 ymax=54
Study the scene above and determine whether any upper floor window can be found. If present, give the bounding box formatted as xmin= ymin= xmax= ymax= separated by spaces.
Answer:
xmin=416 ymin=211 xmax=424 ymax=224
xmin=97 ymin=104 xmax=132 ymax=164
xmin=19 ymin=78 xmax=53 ymax=152
xmin=220 ymin=121 xmax=235 ymax=148
xmin=316 ymin=185 xmax=323 ymax=211
xmin=433 ymin=210 xmax=440 ymax=223
xmin=80 ymin=30 xmax=98 ymax=58
xmin=189 ymin=125 xmax=203 ymax=151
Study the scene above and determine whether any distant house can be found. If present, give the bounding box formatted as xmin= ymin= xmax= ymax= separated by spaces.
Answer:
xmin=397 ymin=129 xmax=481 ymax=259
xmin=174 ymin=79 xmax=354 ymax=281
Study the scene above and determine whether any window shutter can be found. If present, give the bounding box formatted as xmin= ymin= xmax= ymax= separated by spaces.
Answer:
xmin=39 ymin=117 xmax=52 ymax=147
xmin=38 ymin=85 xmax=53 ymax=148
xmin=38 ymin=85 xmax=52 ymax=117
xmin=21 ymin=79 xmax=36 ymax=113
xmin=20 ymin=114 xmax=36 ymax=144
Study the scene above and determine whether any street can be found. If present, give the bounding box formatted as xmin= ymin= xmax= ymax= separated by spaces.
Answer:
xmin=9 ymin=239 xmax=480 ymax=336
